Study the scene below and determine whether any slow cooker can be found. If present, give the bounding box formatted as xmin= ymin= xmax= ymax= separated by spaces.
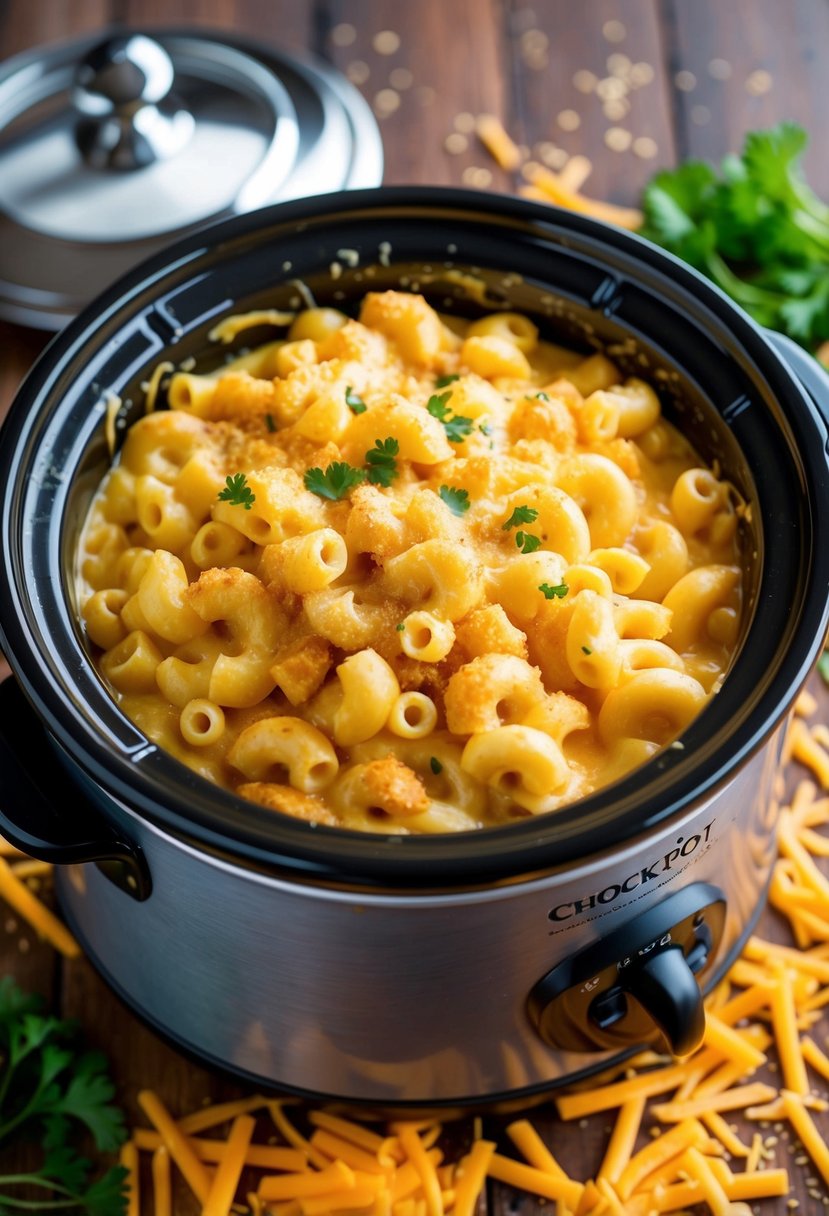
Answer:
xmin=1 ymin=188 xmax=829 ymax=1109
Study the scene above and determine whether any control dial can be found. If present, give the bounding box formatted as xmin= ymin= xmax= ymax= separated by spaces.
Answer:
xmin=527 ymin=883 xmax=726 ymax=1056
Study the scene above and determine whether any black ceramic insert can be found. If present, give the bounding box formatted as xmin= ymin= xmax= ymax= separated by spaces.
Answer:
xmin=1 ymin=188 xmax=828 ymax=888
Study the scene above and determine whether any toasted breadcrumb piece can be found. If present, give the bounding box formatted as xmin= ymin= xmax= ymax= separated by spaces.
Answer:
xmin=357 ymin=754 xmax=430 ymax=818
xmin=455 ymin=604 xmax=528 ymax=661
xmin=209 ymin=372 xmax=277 ymax=420
xmin=238 ymin=782 xmax=339 ymax=826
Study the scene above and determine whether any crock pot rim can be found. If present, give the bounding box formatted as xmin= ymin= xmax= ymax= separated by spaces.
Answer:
xmin=2 ymin=185 xmax=828 ymax=887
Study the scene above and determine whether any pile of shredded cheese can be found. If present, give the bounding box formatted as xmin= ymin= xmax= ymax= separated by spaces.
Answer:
xmin=3 ymin=692 xmax=829 ymax=1213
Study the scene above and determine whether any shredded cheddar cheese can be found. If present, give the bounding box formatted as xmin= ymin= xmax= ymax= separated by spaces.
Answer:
xmin=520 ymin=162 xmax=644 ymax=229
xmin=150 ymin=1145 xmax=171 ymax=1216
xmin=208 ymin=309 xmax=295 ymax=344
xmin=202 ymin=1113 xmax=256 ymax=1216
xmin=475 ymin=113 xmax=523 ymax=171
xmin=141 ymin=359 xmax=175 ymax=414
xmin=596 ymin=1096 xmax=645 ymax=1184
xmin=0 ymin=856 xmax=79 ymax=957
xmin=119 ymin=1139 xmax=139 ymax=1216
xmin=136 ymin=1089 xmax=213 ymax=1204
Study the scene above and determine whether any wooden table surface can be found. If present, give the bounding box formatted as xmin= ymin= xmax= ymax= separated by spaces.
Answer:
xmin=1 ymin=2 xmax=829 ymax=1213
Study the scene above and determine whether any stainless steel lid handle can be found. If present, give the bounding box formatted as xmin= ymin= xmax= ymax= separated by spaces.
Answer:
xmin=73 ymin=33 xmax=195 ymax=170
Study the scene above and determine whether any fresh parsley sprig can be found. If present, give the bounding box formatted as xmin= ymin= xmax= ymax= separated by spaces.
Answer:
xmin=365 ymin=438 xmax=400 ymax=487
xmin=304 ymin=462 xmax=366 ymax=501
xmin=217 ymin=472 xmax=256 ymax=510
xmin=438 ymin=485 xmax=470 ymax=516
xmin=0 ymin=978 xmax=128 ymax=1215
xmin=426 ymin=392 xmax=475 ymax=443
xmin=640 ymin=123 xmax=829 ymax=349
xmin=434 ymin=373 xmax=460 ymax=388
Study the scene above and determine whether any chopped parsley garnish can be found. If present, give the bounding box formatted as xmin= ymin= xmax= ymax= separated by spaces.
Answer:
xmin=430 ymin=756 xmax=443 ymax=775
xmin=539 ymin=581 xmax=570 ymax=599
xmin=438 ymin=485 xmax=470 ymax=516
xmin=265 ymin=412 xmax=276 ymax=433
xmin=435 ymin=373 xmax=460 ymax=388
xmin=479 ymin=422 xmax=493 ymax=436
xmin=217 ymin=472 xmax=256 ymax=510
xmin=534 ymin=391 xmax=550 ymax=401
xmin=396 ymin=622 xmax=406 ymax=632
xmin=304 ymin=462 xmax=366 ymax=501
xmin=582 ymin=645 xmax=593 ymax=654
xmin=345 ymin=385 xmax=367 ymax=414
xmin=515 ymin=531 xmax=542 ymax=554
xmin=503 ymin=504 xmax=539 ymax=530
xmin=427 ymin=389 xmax=452 ymax=415
xmin=426 ymin=391 xmax=475 ymax=443
xmin=365 ymin=437 xmax=400 ymax=487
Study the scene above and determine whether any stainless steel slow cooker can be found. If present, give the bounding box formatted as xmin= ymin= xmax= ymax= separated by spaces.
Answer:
xmin=2 ymin=188 xmax=829 ymax=1108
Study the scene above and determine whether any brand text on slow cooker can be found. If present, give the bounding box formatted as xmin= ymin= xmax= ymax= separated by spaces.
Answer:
xmin=548 ymin=821 xmax=715 ymax=922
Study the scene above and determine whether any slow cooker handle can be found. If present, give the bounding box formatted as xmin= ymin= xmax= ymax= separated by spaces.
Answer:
xmin=0 ymin=677 xmax=151 ymax=899
xmin=764 ymin=330 xmax=829 ymax=421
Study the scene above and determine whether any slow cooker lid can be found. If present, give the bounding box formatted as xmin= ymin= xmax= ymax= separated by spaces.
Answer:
xmin=2 ymin=188 xmax=828 ymax=887
xmin=0 ymin=27 xmax=383 ymax=330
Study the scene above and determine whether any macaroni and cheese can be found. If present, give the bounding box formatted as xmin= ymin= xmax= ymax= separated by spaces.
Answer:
xmin=77 ymin=291 xmax=743 ymax=833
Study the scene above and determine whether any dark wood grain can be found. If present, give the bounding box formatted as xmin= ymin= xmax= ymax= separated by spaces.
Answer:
xmin=326 ymin=0 xmax=513 ymax=190
xmin=1 ymin=2 xmax=828 ymax=1212
xmin=505 ymin=0 xmax=678 ymax=205
xmin=664 ymin=0 xmax=829 ymax=195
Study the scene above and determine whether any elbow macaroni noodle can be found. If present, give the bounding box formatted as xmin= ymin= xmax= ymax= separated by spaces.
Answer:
xmin=78 ymin=291 xmax=744 ymax=832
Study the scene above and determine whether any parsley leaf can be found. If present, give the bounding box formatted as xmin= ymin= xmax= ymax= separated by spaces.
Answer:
xmin=515 ymin=531 xmax=542 ymax=554
xmin=438 ymin=485 xmax=470 ymax=516
xmin=539 ymin=581 xmax=569 ymax=599
xmin=0 ymin=978 xmax=128 ymax=1215
xmin=396 ymin=622 xmax=405 ymax=632
xmin=503 ymin=504 xmax=539 ymax=530
xmin=430 ymin=756 xmax=443 ymax=774
xmin=304 ymin=462 xmax=367 ymax=501
xmin=435 ymin=373 xmax=460 ymax=388
xmin=427 ymin=390 xmax=453 ymax=418
xmin=365 ymin=437 xmax=400 ymax=487
xmin=345 ymin=385 xmax=367 ymax=414
xmin=265 ymin=413 xmax=276 ymax=433
xmin=444 ymin=415 xmax=475 ymax=443
xmin=582 ymin=645 xmax=593 ymax=654
xmin=426 ymin=392 xmax=475 ymax=443
xmin=217 ymin=472 xmax=255 ymax=510
xmin=534 ymin=391 xmax=550 ymax=401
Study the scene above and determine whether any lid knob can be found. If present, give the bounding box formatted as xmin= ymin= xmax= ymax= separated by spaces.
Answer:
xmin=73 ymin=33 xmax=195 ymax=170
